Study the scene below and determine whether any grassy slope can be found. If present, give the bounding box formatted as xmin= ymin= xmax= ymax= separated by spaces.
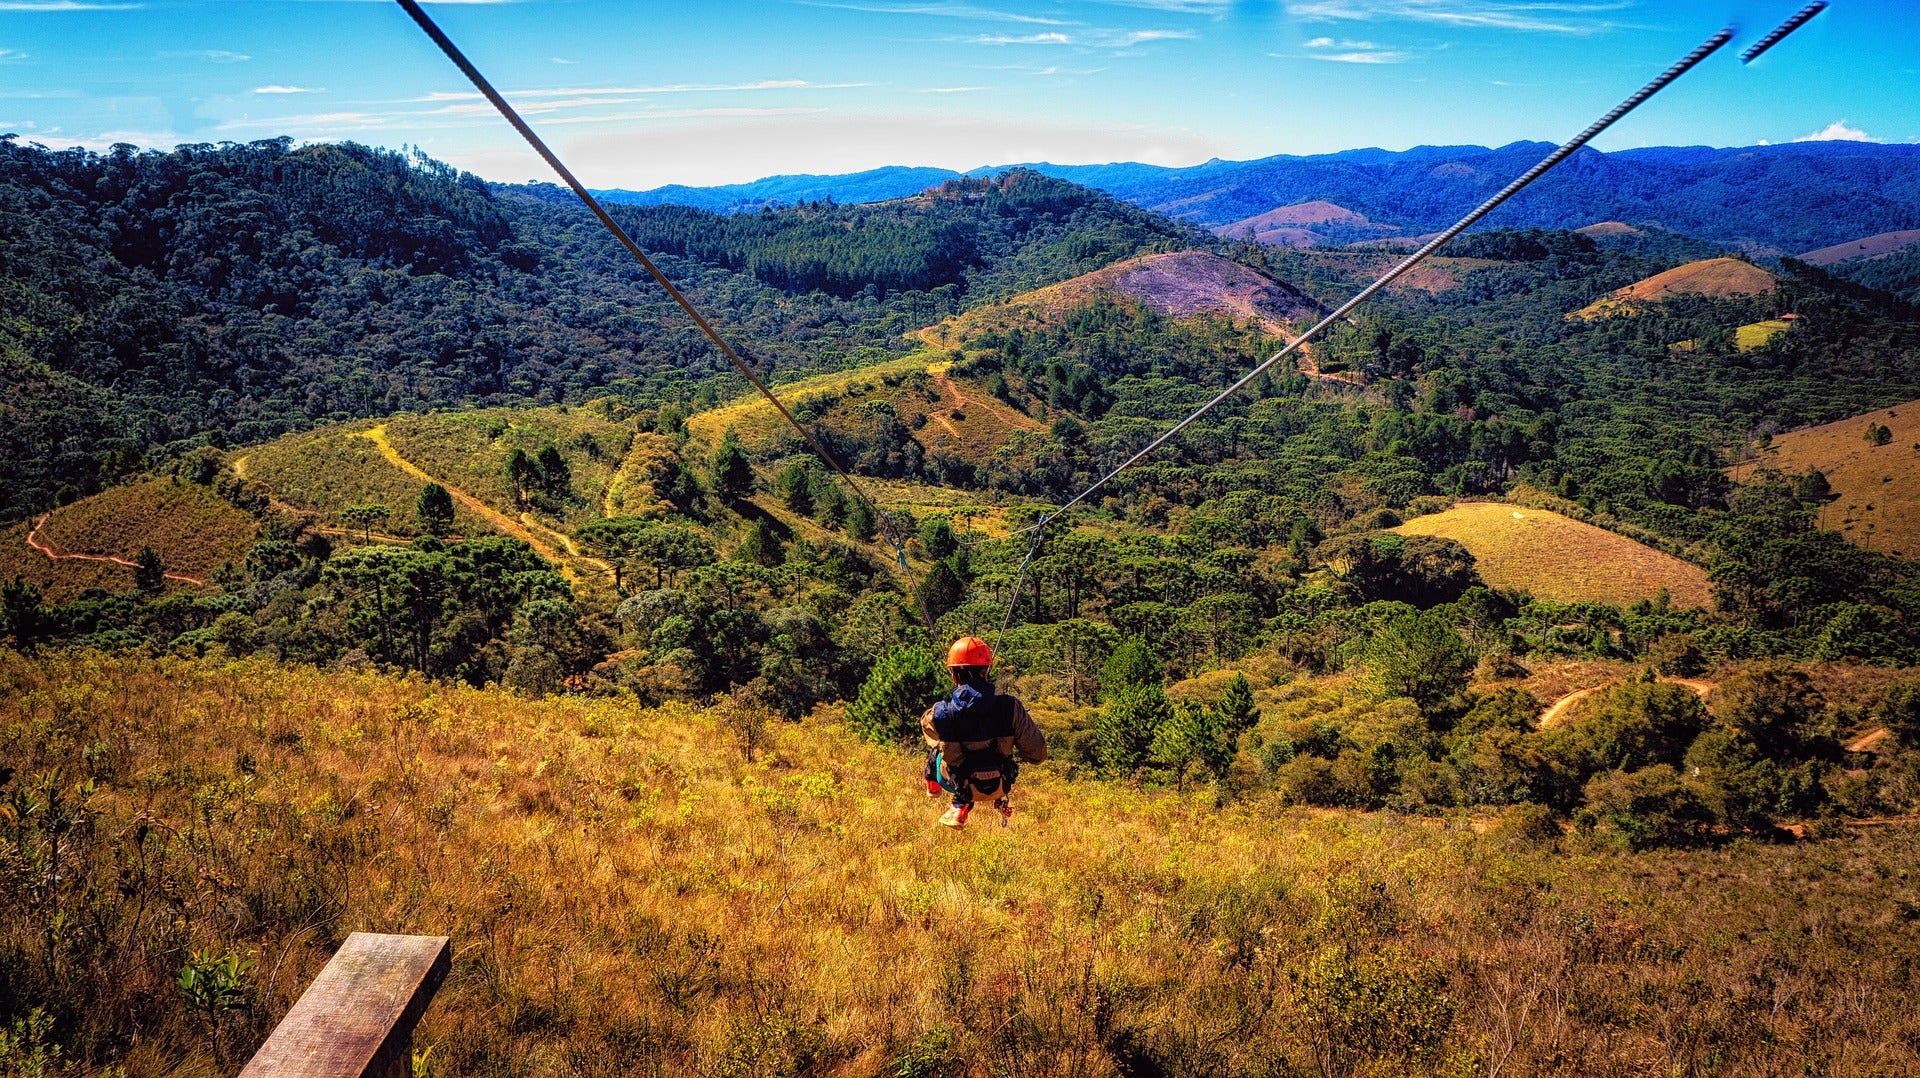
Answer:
xmin=234 ymin=422 xmax=488 ymax=538
xmin=1572 ymin=257 xmax=1778 ymax=320
xmin=1396 ymin=500 xmax=1713 ymax=607
xmin=5 ymin=651 xmax=1919 ymax=1077
xmin=382 ymin=406 xmax=635 ymax=529
xmin=1731 ymin=399 xmax=1920 ymax=559
xmin=0 ymin=479 xmax=257 ymax=600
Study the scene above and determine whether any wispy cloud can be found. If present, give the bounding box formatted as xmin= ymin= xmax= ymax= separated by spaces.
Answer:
xmin=1795 ymin=119 xmax=1879 ymax=143
xmin=0 ymin=1 xmax=139 ymax=9
xmin=1287 ymin=0 xmax=1629 ymax=34
xmin=967 ymin=27 xmax=1193 ymax=47
xmin=972 ymin=31 xmax=1073 ymax=44
xmin=919 ymin=85 xmax=987 ymax=92
xmin=253 ymin=85 xmax=321 ymax=95
xmin=0 ymin=48 xmax=27 ymax=61
xmin=550 ymin=56 xmax=577 ymax=64
xmin=1295 ymin=35 xmax=1408 ymax=62
xmin=162 ymin=49 xmax=251 ymax=63
xmin=797 ymin=1 xmax=1067 ymax=24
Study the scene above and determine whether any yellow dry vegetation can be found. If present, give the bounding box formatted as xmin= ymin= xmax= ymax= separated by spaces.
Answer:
xmin=685 ymin=354 xmax=948 ymax=446
xmin=7 ymin=651 xmax=1920 ymax=1076
xmin=1735 ymin=319 xmax=1792 ymax=352
xmin=235 ymin=424 xmax=489 ymax=539
xmin=383 ymin=405 xmax=635 ymax=528
xmin=0 ymin=479 xmax=257 ymax=600
xmin=1395 ymin=501 xmax=1713 ymax=607
xmin=1730 ymin=399 xmax=1920 ymax=558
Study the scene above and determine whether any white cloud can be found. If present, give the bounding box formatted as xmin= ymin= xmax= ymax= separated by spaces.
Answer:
xmin=1309 ymin=50 xmax=1408 ymax=62
xmin=1088 ymin=0 xmax=1231 ymax=11
xmin=972 ymin=31 xmax=1073 ymax=44
xmin=1794 ymin=120 xmax=1878 ymax=143
xmin=550 ymin=57 xmax=578 ymax=64
xmin=919 ymin=86 xmax=987 ymax=92
xmin=163 ymin=49 xmax=251 ymax=63
xmin=0 ymin=48 xmax=26 ymax=61
xmin=1298 ymin=35 xmax=1406 ymax=62
xmin=252 ymin=85 xmax=321 ymax=95
xmin=1286 ymin=0 xmax=1628 ymax=34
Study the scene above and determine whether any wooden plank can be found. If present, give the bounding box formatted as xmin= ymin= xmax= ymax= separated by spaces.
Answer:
xmin=240 ymin=932 xmax=451 ymax=1078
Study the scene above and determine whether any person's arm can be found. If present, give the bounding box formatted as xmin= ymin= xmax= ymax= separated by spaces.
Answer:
xmin=920 ymin=706 xmax=943 ymax=752
xmin=1010 ymin=699 xmax=1048 ymax=763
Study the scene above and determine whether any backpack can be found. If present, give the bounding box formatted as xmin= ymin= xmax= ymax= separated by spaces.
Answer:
xmin=931 ymin=685 xmax=1018 ymax=800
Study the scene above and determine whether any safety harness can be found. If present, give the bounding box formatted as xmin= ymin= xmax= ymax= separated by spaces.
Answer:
xmin=929 ymin=684 xmax=1018 ymax=803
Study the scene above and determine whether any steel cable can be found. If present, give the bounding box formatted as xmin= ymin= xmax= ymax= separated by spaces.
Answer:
xmin=392 ymin=0 xmax=935 ymax=630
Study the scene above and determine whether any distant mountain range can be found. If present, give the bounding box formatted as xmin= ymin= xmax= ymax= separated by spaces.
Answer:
xmin=592 ymin=141 xmax=1920 ymax=254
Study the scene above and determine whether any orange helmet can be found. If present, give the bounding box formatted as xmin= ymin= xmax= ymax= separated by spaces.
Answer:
xmin=946 ymin=636 xmax=994 ymax=668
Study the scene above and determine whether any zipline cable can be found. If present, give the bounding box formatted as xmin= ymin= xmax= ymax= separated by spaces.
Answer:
xmin=392 ymin=0 xmax=936 ymax=630
xmin=1741 ymin=2 xmax=1827 ymax=63
xmin=1003 ymin=25 xmax=1737 ymax=546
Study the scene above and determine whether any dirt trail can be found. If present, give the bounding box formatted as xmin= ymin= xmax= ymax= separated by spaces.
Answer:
xmin=1538 ymin=677 xmax=1715 ymax=729
xmin=25 ymin=515 xmax=209 ymax=587
xmin=351 ymin=426 xmax=610 ymax=582
xmin=231 ymin=453 xmax=411 ymax=544
xmin=929 ymin=366 xmax=1043 ymax=434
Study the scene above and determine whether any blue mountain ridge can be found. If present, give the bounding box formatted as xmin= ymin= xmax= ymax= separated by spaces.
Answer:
xmin=588 ymin=141 xmax=1920 ymax=254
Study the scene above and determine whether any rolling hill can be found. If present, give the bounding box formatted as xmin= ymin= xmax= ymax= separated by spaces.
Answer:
xmin=0 ymin=478 xmax=257 ymax=601
xmin=1570 ymin=257 xmax=1779 ymax=320
xmin=1731 ymin=400 xmax=1920 ymax=559
xmin=927 ymin=250 xmax=1322 ymax=346
xmin=1209 ymin=200 xmax=1400 ymax=248
xmin=1394 ymin=501 xmax=1713 ymax=607
xmin=1798 ymin=228 xmax=1920 ymax=266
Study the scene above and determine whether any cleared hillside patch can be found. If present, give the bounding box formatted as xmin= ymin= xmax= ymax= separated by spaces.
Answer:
xmin=235 ymin=425 xmax=487 ymax=538
xmin=1736 ymin=318 xmax=1793 ymax=351
xmin=1730 ymin=399 xmax=1920 ymax=558
xmin=1571 ymin=257 xmax=1778 ymax=320
xmin=383 ymin=406 xmax=634 ymax=528
xmin=0 ymin=479 xmax=258 ymax=599
xmin=1395 ymin=501 xmax=1712 ymax=607
xmin=686 ymin=354 xmax=940 ymax=446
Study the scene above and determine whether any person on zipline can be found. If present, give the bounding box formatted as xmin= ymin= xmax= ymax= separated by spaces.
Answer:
xmin=923 ymin=636 xmax=1047 ymax=828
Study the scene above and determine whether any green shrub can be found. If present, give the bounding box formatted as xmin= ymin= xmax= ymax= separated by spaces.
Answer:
xmin=846 ymin=646 xmax=948 ymax=744
xmin=1582 ymin=765 xmax=1714 ymax=850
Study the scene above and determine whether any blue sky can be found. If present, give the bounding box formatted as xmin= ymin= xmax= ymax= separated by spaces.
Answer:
xmin=2 ymin=0 xmax=1915 ymax=189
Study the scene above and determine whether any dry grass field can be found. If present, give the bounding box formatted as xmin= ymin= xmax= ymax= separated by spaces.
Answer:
xmin=1735 ymin=318 xmax=1793 ymax=351
xmin=5 ymin=650 xmax=1920 ymax=1077
xmin=382 ymin=406 xmax=634 ymax=529
xmin=233 ymin=424 xmax=489 ymax=539
xmin=1730 ymin=399 xmax=1920 ymax=558
xmin=1798 ymin=228 xmax=1920 ymax=266
xmin=1571 ymin=257 xmax=1778 ymax=320
xmin=685 ymin=354 xmax=944 ymax=446
xmin=1396 ymin=501 xmax=1714 ymax=607
xmin=0 ymin=480 xmax=256 ymax=600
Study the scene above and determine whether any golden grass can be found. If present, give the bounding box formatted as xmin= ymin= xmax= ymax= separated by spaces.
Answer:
xmin=685 ymin=354 xmax=947 ymax=446
xmin=383 ymin=407 xmax=634 ymax=529
xmin=234 ymin=425 xmax=488 ymax=539
xmin=0 ymin=480 xmax=257 ymax=600
xmin=1730 ymin=399 xmax=1920 ymax=559
xmin=1735 ymin=319 xmax=1792 ymax=352
xmin=1396 ymin=501 xmax=1713 ymax=607
xmin=6 ymin=650 xmax=1920 ymax=1076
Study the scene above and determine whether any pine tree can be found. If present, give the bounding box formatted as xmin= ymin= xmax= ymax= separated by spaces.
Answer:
xmin=1213 ymin=673 xmax=1260 ymax=745
xmin=738 ymin=517 xmax=786 ymax=567
xmin=817 ymin=481 xmax=848 ymax=531
xmin=1099 ymin=638 xmax=1162 ymax=701
xmin=846 ymin=646 xmax=948 ymax=743
xmin=917 ymin=558 xmax=965 ymax=620
xmin=847 ymin=496 xmax=878 ymax=542
xmin=918 ymin=515 xmax=958 ymax=558
xmin=133 ymin=546 xmax=167 ymax=595
xmin=711 ymin=431 xmax=755 ymax=503
xmin=777 ymin=459 xmax=816 ymax=516
xmin=416 ymin=482 xmax=455 ymax=537
xmin=1094 ymin=683 xmax=1172 ymax=778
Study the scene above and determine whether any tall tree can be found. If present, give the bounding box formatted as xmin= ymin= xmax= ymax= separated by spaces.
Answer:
xmin=416 ymin=483 xmax=455 ymax=537
xmin=711 ymin=431 xmax=755 ymax=503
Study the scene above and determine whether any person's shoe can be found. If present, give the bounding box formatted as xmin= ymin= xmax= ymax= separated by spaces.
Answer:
xmin=926 ymin=780 xmax=944 ymax=797
xmin=994 ymin=797 xmax=1013 ymax=826
xmin=940 ymin=803 xmax=971 ymax=828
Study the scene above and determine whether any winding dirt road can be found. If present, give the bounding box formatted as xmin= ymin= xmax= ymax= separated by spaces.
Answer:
xmin=24 ymin=514 xmax=209 ymax=587
xmin=1537 ymin=677 xmax=1716 ymax=729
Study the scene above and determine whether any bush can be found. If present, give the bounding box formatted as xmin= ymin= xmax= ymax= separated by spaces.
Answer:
xmin=1582 ymin=765 xmax=1714 ymax=850
xmin=845 ymin=646 xmax=948 ymax=744
xmin=1291 ymin=945 xmax=1457 ymax=1075
xmin=1715 ymin=664 xmax=1828 ymax=760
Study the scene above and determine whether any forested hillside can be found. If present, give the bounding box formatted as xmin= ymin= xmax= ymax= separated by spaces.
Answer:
xmin=0 ymin=137 xmax=1191 ymax=522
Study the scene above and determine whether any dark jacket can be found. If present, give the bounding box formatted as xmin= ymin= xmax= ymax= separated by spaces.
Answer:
xmin=920 ymin=683 xmax=1047 ymax=779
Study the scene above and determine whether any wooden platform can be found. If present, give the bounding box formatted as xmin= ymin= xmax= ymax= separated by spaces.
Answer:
xmin=240 ymin=933 xmax=450 ymax=1078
